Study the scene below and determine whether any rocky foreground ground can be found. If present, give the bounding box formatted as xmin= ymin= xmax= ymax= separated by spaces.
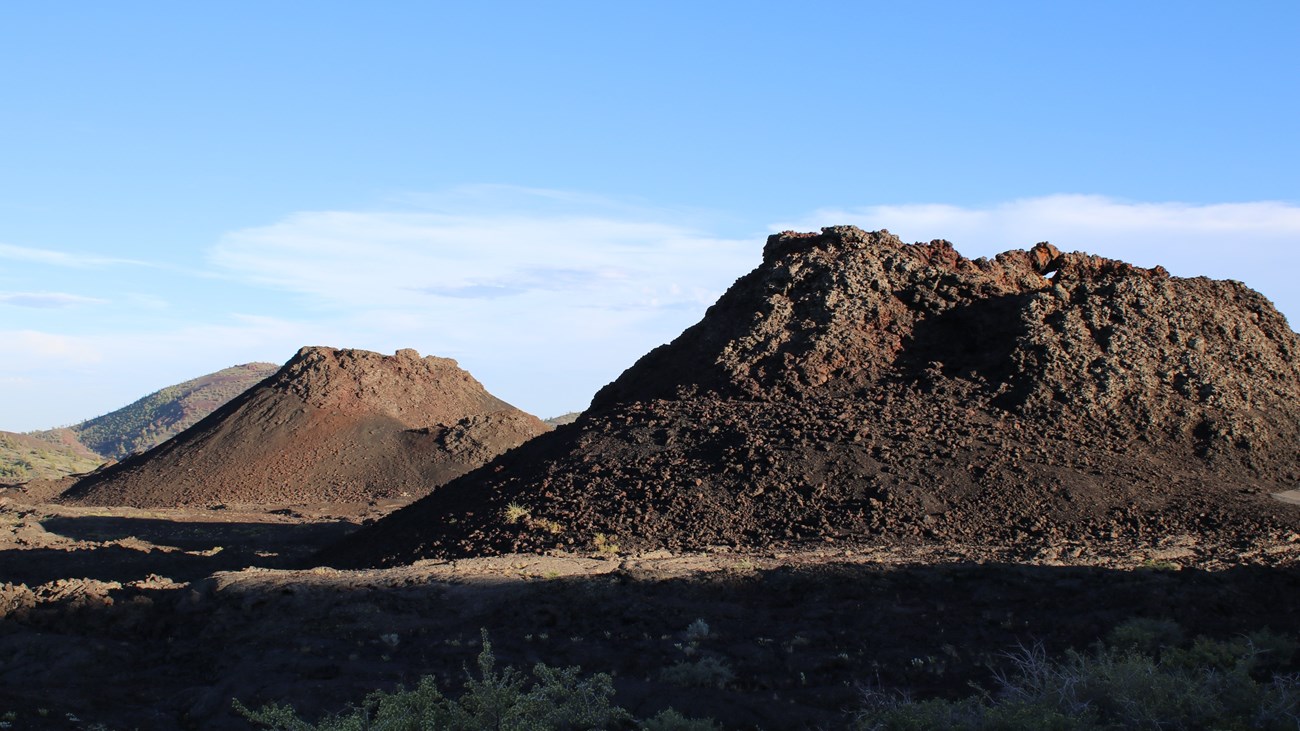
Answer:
xmin=3 ymin=492 xmax=1300 ymax=730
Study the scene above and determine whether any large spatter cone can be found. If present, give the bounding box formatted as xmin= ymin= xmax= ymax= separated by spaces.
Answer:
xmin=321 ymin=228 xmax=1300 ymax=567
xmin=60 ymin=347 xmax=548 ymax=508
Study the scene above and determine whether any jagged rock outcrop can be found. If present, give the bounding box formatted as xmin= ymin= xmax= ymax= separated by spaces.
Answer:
xmin=320 ymin=228 xmax=1300 ymax=566
xmin=59 ymin=347 xmax=548 ymax=508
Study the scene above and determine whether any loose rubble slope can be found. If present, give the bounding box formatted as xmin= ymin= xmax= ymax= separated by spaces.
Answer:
xmin=60 ymin=347 xmax=548 ymax=507
xmin=322 ymin=228 xmax=1300 ymax=566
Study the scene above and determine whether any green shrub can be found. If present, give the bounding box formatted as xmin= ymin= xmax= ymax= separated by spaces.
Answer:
xmin=857 ymin=692 xmax=1081 ymax=731
xmin=639 ymin=709 xmax=720 ymax=731
xmin=855 ymin=625 xmax=1300 ymax=731
xmin=1106 ymin=617 xmax=1183 ymax=655
xmin=237 ymin=630 xmax=713 ymax=730
xmin=658 ymin=657 xmax=735 ymax=689
xmin=503 ymin=503 xmax=531 ymax=525
xmin=683 ymin=619 xmax=710 ymax=643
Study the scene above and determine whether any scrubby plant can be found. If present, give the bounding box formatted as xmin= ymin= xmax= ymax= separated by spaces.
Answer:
xmin=639 ymin=709 xmax=720 ymax=731
xmin=236 ymin=630 xmax=713 ymax=730
xmin=503 ymin=503 xmax=531 ymax=525
xmin=593 ymin=533 xmax=620 ymax=556
xmin=684 ymin=619 xmax=711 ymax=643
xmin=1106 ymin=617 xmax=1184 ymax=655
xmin=855 ymin=622 xmax=1300 ymax=731
xmin=536 ymin=519 xmax=565 ymax=535
xmin=658 ymin=657 xmax=735 ymax=690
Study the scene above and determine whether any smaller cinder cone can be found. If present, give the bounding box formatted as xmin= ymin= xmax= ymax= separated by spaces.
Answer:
xmin=60 ymin=347 xmax=548 ymax=508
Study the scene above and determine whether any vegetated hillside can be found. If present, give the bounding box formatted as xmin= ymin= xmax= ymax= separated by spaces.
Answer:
xmin=543 ymin=412 xmax=582 ymax=427
xmin=54 ymin=362 xmax=280 ymax=460
xmin=0 ymin=430 xmax=103 ymax=484
xmin=59 ymin=347 xmax=549 ymax=508
xmin=320 ymin=227 xmax=1300 ymax=568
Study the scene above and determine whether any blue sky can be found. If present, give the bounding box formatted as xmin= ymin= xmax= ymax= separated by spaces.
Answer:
xmin=2 ymin=2 xmax=1298 ymax=431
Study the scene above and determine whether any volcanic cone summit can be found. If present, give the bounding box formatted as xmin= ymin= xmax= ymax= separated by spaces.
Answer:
xmin=322 ymin=228 xmax=1300 ymax=566
xmin=60 ymin=346 xmax=548 ymax=508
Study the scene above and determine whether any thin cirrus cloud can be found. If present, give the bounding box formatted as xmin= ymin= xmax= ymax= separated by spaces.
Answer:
xmin=207 ymin=194 xmax=762 ymax=417
xmin=3 ymin=330 xmax=104 ymax=365
xmin=0 ymin=242 xmax=146 ymax=268
xmin=777 ymin=195 xmax=1300 ymax=326
xmin=210 ymin=209 xmax=755 ymax=314
xmin=0 ymin=291 xmax=110 ymax=308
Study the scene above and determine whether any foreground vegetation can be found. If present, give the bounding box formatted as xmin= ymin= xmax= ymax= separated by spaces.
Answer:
xmin=856 ymin=619 xmax=1300 ymax=730
xmin=238 ymin=621 xmax=1300 ymax=730
xmin=235 ymin=631 xmax=716 ymax=730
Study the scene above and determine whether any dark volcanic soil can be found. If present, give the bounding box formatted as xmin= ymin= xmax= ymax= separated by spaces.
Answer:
xmin=59 ymin=347 xmax=548 ymax=508
xmin=321 ymin=228 xmax=1300 ymax=567
xmin=3 ymin=495 xmax=1300 ymax=730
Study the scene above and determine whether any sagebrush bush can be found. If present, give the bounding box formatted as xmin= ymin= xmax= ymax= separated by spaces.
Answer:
xmin=658 ymin=657 xmax=735 ymax=690
xmin=855 ymin=622 xmax=1300 ymax=731
xmin=237 ymin=622 xmax=1300 ymax=731
xmin=236 ymin=630 xmax=711 ymax=731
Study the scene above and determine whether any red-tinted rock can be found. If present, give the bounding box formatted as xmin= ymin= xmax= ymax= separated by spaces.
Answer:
xmin=59 ymin=347 xmax=548 ymax=508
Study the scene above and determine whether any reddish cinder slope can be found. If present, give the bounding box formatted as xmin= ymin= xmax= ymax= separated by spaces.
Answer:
xmin=321 ymin=228 xmax=1300 ymax=567
xmin=59 ymin=347 xmax=548 ymax=508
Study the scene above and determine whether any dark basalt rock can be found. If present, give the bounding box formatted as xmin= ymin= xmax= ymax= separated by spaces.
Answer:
xmin=320 ymin=228 xmax=1300 ymax=567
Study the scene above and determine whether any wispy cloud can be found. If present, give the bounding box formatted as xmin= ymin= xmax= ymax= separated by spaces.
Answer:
xmin=205 ymin=187 xmax=762 ymax=418
xmin=212 ymin=210 xmax=753 ymax=311
xmin=121 ymin=293 xmax=171 ymax=309
xmin=2 ymin=330 xmax=105 ymax=366
xmin=0 ymin=242 xmax=147 ymax=268
xmin=0 ymin=291 xmax=109 ymax=308
xmin=210 ymin=193 xmax=755 ymax=312
xmin=777 ymin=195 xmax=1300 ymax=325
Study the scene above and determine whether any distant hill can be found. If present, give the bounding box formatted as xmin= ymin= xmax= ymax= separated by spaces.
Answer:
xmin=55 ymin=362 xmax=279 ymax=460
xmin=543 ymin=412 xmax=582 ymax=427
xmin=0 ymin=430 xmax=103 ymax=484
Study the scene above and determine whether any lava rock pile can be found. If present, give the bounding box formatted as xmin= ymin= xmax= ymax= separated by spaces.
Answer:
xmin=322 ymin=228 xmax=1300 ymax=566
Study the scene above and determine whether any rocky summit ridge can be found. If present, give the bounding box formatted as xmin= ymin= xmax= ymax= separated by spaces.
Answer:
xmin=59 ymin=347 xmax=548 ymax=508
xmin=594 ymin=227 xmax=1299 ymax=469
xmin=321 ymin=227 xmax=1300 ymax=567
